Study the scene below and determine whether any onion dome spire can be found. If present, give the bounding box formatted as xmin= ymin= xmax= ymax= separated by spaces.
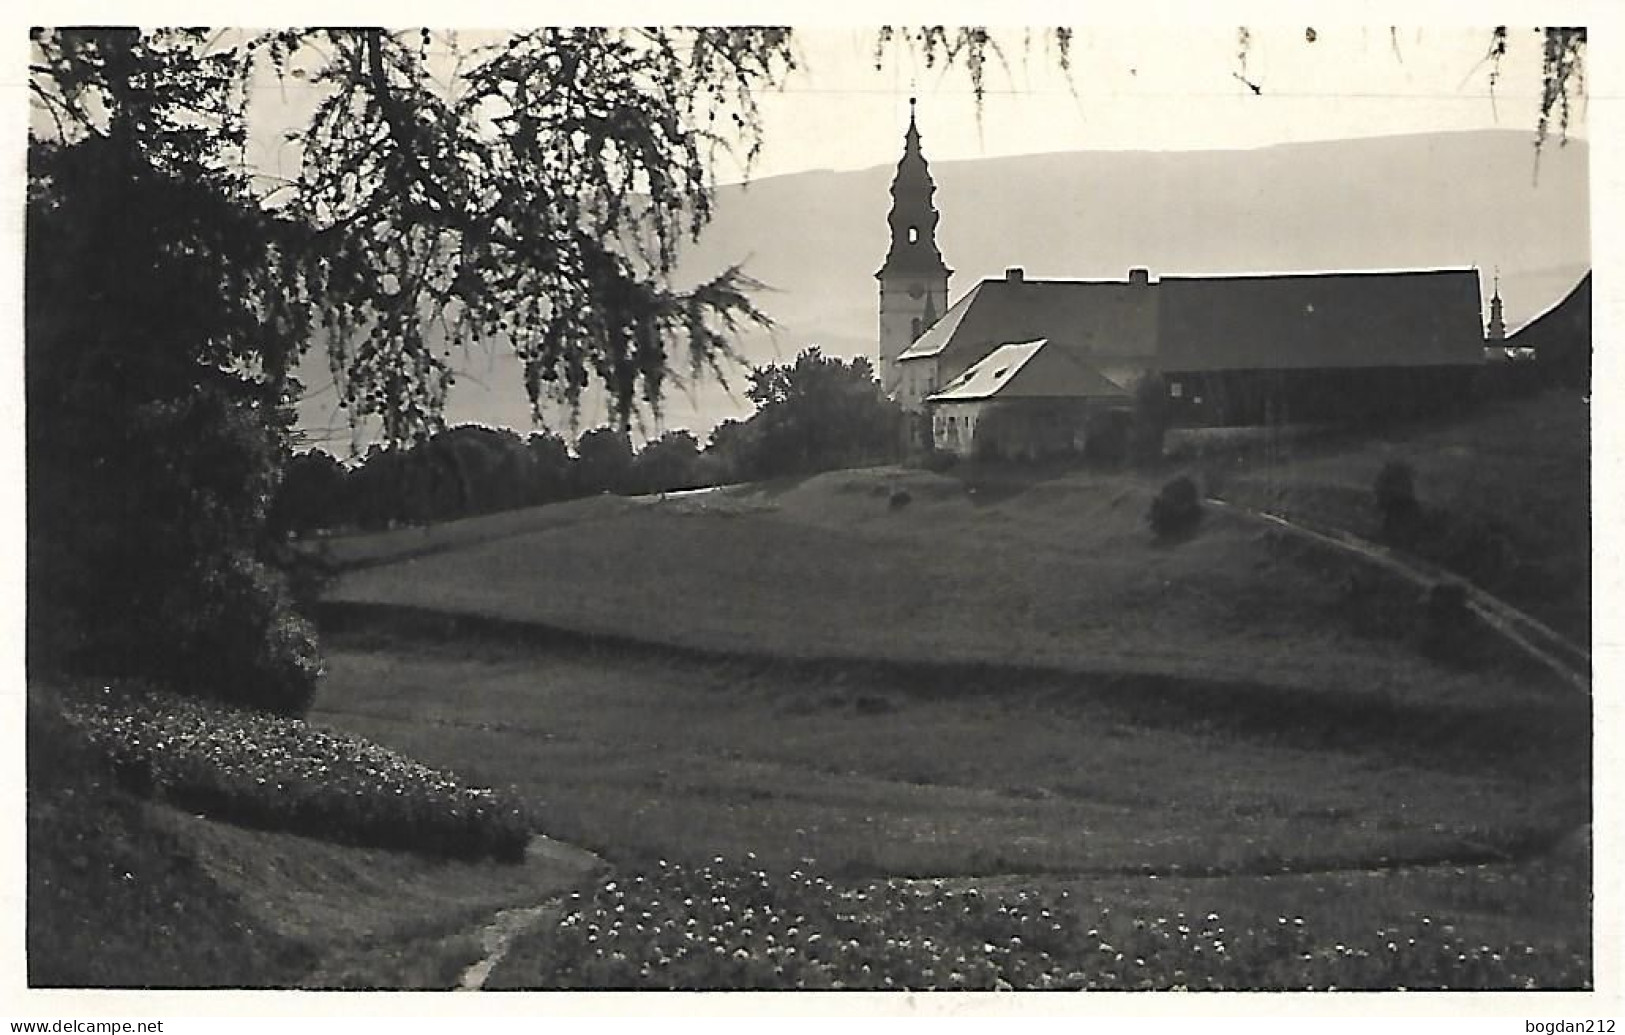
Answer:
xmin=877 ymin=96 xmax=951 ymax=279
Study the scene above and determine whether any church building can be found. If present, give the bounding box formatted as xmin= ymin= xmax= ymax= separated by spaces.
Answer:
xmin=876 ymin=102 xmax=1487 ymax=459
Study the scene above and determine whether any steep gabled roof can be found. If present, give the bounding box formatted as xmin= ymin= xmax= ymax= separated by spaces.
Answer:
xmin=898 ymin=276 xmax=1158 ymax=370
xmin=901 ymin=267 xmax=1484 ymax=378
xmin=1157 ymin=267 xmax=1484 ymax=371
xmin=1508 ymin=271 xmax=1591 ymax=341
xmin=927 ymin=339 xmax=1131 ymax=403
xmin=897 ymin=282 xmax=985 ymax=361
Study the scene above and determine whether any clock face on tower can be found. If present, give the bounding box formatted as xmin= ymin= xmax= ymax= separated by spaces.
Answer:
xmin=908 ymin=283 xmax=924 ymax=300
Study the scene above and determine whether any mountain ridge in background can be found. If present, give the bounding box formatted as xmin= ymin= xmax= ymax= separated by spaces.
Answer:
xmin=296 ymin=128 xmax=1589 ymax=452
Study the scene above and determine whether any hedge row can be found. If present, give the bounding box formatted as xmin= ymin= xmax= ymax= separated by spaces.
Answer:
xmin=62 ymin=684 xmax=534 ymax=862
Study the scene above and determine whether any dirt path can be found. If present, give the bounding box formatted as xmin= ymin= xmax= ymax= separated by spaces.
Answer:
xmin=1209 ymin=498 xmax=1590 ymax=694
xmin=456 ymin=835 xmax=606 ymax=992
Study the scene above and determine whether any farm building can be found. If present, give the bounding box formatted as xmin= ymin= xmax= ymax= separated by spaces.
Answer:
xmin=1507 ymin=271 xmax=1591 ymax=390
xmin=927 ymin=339 xmax=1132 ymax=460
xmin=876 ymin=102 xmax=1487 ymax=458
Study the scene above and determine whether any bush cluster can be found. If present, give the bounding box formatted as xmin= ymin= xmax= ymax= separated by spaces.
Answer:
xmin=275 ymin=350 xmax=910 ymax=536
xmin=494 ymin=857 xmax=1589 ymax=991
xmin=1148 ymin=475 xmax=1203 ymax=539
xmin=62 ymin=684 xmax=534 ymax=862
xmin=161 ymin=552 xmax=324 ymax=717
xmin=1372 ymin=462 xmax=1523 ymax=595
xmin=27 ymin=138 xmax=322 ymax=718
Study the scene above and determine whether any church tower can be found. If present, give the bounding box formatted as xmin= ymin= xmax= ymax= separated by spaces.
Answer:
xmin=1487 ymin=270 xmax=1507 ymax=341
xmin=876 ymin=98 xmax=952 ymax=398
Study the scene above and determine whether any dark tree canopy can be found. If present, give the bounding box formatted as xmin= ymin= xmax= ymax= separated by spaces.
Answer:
xmin=734 ymin=348 xmax=906 ymax=478
xmin=31 ymin=27 xmax=797 ymax=444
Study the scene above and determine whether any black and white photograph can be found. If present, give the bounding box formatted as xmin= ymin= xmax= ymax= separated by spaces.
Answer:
xmin=12 ymin=7 xmax=1615 ymax=1021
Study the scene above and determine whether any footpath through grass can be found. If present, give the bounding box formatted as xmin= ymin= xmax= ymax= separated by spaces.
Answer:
xmin=1196 ymin=391 xmax=1589 ymax=645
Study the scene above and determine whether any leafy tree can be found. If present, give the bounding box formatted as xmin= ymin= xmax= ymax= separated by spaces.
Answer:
xmin=734 ymin=348 xmax=906 ymax=478
xmin=27 ymin=30 xmax=321 ymax=713
xmin=575 ymin=427 xmax=636 ymax=495
xmin=633 ymin=430 xmax=704 ymax=494
xmin=267 ymin=449 xmax=349 ymax=536
xmin=527 ymin=431 xmax=579 ymax=504
xmin=27 ymin=26 xmax=795 ymax=710
xmin=703 ymin=418 xmax=760 ymax=483
xmin=419 ymin=425 xmax=537 ymax=518
xmin=263 ymin=27 xmax=793 ymax=441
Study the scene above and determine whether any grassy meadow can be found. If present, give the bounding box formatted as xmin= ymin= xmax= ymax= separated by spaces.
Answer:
xmin=35 ymin=392 xmax=1587 ymax=989
xmin=297 ymin=392 xmax=1593 ymax=989
xmin=1191 ymin=391 xmax=1590 ymax=644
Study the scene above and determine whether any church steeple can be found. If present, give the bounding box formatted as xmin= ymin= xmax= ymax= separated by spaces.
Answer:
xmin=876 ymin=97 xmax=952 ymax=404
xmin=1487 ymin=269 xmax=1506 ymax=341
xmin=877 ymin=98 xmax=951 ymax=283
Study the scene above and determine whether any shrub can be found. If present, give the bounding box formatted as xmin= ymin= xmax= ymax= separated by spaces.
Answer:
xmin=62 ymin=684 xmax=534 ymax=862
xmin=1374 ymin=460 xmax=1421 ymax=541
xmin=889 ymin=488 xmax=913 ymax=510
xmin=27 ymin=138 xmax=328 ymax=720
xmin=1148 ymin=475 xmax=1203 ymax=539
xmin=163 ymin=552 xmax=324 ymax=717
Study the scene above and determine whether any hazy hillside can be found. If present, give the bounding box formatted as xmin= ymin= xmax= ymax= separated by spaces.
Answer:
xmin=297 ymin=129 xmax=1589 ymax=449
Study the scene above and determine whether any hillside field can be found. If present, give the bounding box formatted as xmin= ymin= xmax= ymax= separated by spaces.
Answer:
xmin=298 ymin=391 xmax=1593 ymax=988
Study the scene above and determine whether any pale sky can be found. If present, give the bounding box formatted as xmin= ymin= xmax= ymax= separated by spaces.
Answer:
xmin=232 ymin=25 xmax=1585 ymax=194
xmin=730 ymin=25 xmax=1582 ymax=183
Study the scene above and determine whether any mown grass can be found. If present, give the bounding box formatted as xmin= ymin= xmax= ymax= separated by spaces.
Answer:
xmin=1200 ymin=391 xmax=1589 ymax=644
xmin=313 ymin=631 xmax=1586 ymax=889
xmin=300 ymin=492 xmax=646 ymax=571
xmin=326 ymin=466 xmax=1562 ymax=708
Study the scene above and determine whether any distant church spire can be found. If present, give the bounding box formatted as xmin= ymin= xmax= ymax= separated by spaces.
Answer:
xmin=1487 ymin=268 xmax=1506 ymax=341
xmin=876 ymin=95 xmax=952 ymax=405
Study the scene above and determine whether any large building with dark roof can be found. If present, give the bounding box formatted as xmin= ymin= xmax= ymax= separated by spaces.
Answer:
xmin=877 ymin=105 xmax=1488 ymax=458
xmin=1508 ymin=271 xmax=1591 ymax=390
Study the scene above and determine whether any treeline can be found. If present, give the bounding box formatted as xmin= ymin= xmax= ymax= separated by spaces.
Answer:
xmin=273 ymin=348 xmax=907 ymax=535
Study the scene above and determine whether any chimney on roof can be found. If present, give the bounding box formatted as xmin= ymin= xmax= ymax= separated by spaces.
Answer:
xmin=1005 ymin=267 xmax=1024 ymax=283
xmin=1129 ymin=267 xmax=1150 ymax=287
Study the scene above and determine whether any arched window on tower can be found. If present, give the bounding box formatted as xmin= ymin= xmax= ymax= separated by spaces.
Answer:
xmin=911 ymin=317 xmax=922 ymax=339
xmin=908 ymin=226 xmax=919 ymax=244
